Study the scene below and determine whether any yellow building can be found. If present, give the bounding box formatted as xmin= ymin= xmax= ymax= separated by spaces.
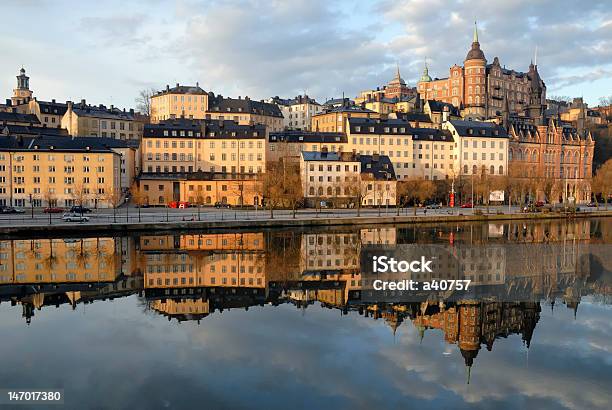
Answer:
xmin=0 ymin=135 xmax=122 ymax=208
xmin=142 ymin=119 xmax=267 ymax=175
xmin=15 ymin=98 xmax=67 ymax=129
xmin=267 ymin=131 xmax=347 ymax=163
xmin=311 ymin=104 xmax=380 ymax=133
xmin=151 ymin=84 xmax=284 ymax=131
xmin=61 ymin=100 xmax=142 ymax=140
xmin=137 ymin=174 xmax=260 ymax=207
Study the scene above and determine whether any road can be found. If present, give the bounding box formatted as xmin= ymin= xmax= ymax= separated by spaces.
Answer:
xmin=0 ymin=204 xmax=609 ymax=227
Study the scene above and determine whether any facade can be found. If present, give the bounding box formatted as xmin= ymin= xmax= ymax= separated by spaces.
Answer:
xmin=560 ymin=98 xmax=605 ymax=127
xmin=137 ymin=173 xmax=260 ymax=207
xmin=268 ymin=95 xmax=323 ymax=130
xmin=311 ymin=104 xmax=379 ymax=133
xmin=61 ymin=100 xmax=142 ymax=140
xmin=300 ymin=151 xmax=397 ymax=206
xmin=142 ymin=119 xmax=267 ymax=175
xmin=346 ymin=117 xmax=455 ymax=181
xmin=15 ymin=98 xmax=67 ymax=128
xmin=151 ymin=84 xmax=284 ymax=131
xmin=423 ymin=100 xmax=461 ymax=127
xmin=0 ymin=135 xmax=122 ymax=208
xmin=267 ymin=130 xmax=347 ymax=163
xmin=417 ymin=23 xmax=546 ymax=120
xmin=507 ymin=117 xmax=594 ymax=203
xmin=443 ymin=119 xmax=509 ymax=177
xmin=150 ymin=83 xmax=209 ymax=123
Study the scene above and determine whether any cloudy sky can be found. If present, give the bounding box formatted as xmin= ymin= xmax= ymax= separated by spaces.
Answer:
xmin=1 ymin=0 xmax=611 ymax=110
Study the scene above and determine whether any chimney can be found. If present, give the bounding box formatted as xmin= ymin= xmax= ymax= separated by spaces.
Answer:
xmin=196 ymin=81 xmax=199 ymax=87
xmin=110 ymin=105 xmax=114 ymax=111
xmin=129 ymin=108 xmax=134 ymax=115
xmin=176 ymin=83 xmax=179 ymax=87
xmin=81 ymin=99 xmax=86 ymax=105
xmin=442 ymin=105 xmax=449 ymax=122
xmin=166 ymin=84 xmax=170 ymax=91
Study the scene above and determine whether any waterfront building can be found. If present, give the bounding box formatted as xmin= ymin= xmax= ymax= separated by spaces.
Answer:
xmin=300 ymin=150 xmax=397 ymax=206
xmin=268 ymin=95 xmax=323 ymax=130
xmin=443 ymin=119 xmax=509 ymax=177
xmin=417 ymin=23 xmax=546 ymax=120
xmin=0 ymin=135 xmax=124 ymax=208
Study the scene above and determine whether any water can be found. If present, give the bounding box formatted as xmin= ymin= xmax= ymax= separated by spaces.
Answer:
xmin=0 ymin=218 xmax=611 ymax=410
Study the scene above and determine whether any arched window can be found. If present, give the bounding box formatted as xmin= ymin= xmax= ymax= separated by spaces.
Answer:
xmin=335 ymin=187 xmax=341 ymax=196
xmin=475 ymin=96 xmax=480 ymax=104
xmin=317 ymin=187 xmax=323 ymax=196
xmin=468 ymin=96 xmax=473 ymax=104
xmin=475 ymin=85 xmax=480 ymax=94
xmin=326 ymin=187 xmax=332 ymax=196
xmin=309 ymin=187 xmax=315 ymax=195
xmin=206 ymin=196 xmax=211 ymax=204
xmin=464 ymin=164 xmax=468 ymax=174
xmin=468 ymin=86 xmax=472 ymax=94
xmin=532 ymin=151 xmax=537 ymax=161
xmin=472 ymin=165 xmax=477 ymax=175
xmin=490 ymin=165 xmax=495 ymax=175
xmin=499 ymin=165 xmax=503 ymax=174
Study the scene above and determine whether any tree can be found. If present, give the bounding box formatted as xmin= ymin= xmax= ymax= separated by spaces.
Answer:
xmin=592 ymin=159 xmax=612 ymax=209
xmin=345 ymin=175 xmax=367 ymax=216
xmin=132 ymin=191 xmax=147 ymax=222
xmin=135 ymin=88 xmax=157 ymax=117
xmin=402 ymin=178 xmax=435 ymax=215
xmin=103 ymin=187 xmax=123 ymax=223
xmin=257 ymin=166 xmax=284 ymax=218
xmin=71 ymin=183 xmax=90 ymax=214
xmin=598 ymin=96 xmax=612 ymax=107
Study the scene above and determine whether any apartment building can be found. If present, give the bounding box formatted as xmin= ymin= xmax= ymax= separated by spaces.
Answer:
xmin=61 ymin=100 xmax=142 ymax=140
xmin=300 ymin=151 xmax=397 ymax=206
xmin=267 ymin=130 xmax=347 ymax=163
xmin=142 ymin=119 xmax=267 ymax=175
xmin=0 ymin=135 xmax=122 ymax=208
xmin=269 ymin=95 xmax=323 ymax=130
xmin=311 ymin=104 xmax=379 ymax=133
xmin=151 ymin=84 xmax=284 ymax=131
xmin=15 ymin=98 xmax=67 ymax=128
xmin=443 ymin=120 xmax=509 ymax=177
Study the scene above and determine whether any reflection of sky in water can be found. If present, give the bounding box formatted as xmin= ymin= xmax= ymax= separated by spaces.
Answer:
xmin=0 ymin=296 xmax=610 ymax=410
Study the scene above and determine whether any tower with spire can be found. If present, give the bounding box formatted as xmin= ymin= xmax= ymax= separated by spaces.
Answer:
xmin=12 ymin=67 xmax=33 ymax=106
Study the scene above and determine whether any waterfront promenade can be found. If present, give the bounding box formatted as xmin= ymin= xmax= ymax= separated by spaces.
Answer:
xmin=0 ymin=205 xmax=610 ymax=236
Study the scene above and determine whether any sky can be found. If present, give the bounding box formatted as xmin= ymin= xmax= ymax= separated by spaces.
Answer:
xmin=1 ymin=0 xmax=611 ymax=111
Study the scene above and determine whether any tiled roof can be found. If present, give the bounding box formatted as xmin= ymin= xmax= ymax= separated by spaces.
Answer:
xmin=411 ymin=128 xmax=454 ymax=142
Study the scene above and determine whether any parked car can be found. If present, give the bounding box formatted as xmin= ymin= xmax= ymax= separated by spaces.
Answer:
xmin=1 ymin=207 xmax=25 ymax=214
xmin=460 ymin=202 xmax=473 ymax=208
xmin=70 ymin=205 xmax=92 ymax=214
xmin=62 ymin=213 xmax=89 ymax=222
xmin=535 ymin=200 xmax=545 ymax=207
xmin=587 ymin=202 xmax=597 ymax=207
xmin=43 ymin=207 xmax=64 ymax=213
xmin=425 ymin=202 xmax=442 ymax=209
xmin=168 ymin=201 xmax=190 ymax=209
xmin=214 ymin=202 xmax=231 ymax=209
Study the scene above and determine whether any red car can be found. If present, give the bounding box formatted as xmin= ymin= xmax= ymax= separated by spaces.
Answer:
xmin=168 ymin=201 xmax=190 ymax=209
xmin=535 ymin=200 xmax=545 ymax=207
xmin=43 ymin=207 xmax=64 ymax=213
xmin=460 ymin=202 xmax=473 ymax=208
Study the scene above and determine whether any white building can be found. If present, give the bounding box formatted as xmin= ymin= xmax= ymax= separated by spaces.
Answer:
xmin=269 ymin=95 xmax=323 ymax=131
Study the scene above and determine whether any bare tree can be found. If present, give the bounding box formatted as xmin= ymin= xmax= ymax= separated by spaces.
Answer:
xmin=135 ymin=88 xmax=157 ymax=117
xmin=103 ymin=187 xmax=123 ymax=223
xmin=345 ymin=175 xmax=367 ymax=216
xmin=592 ymin=159 xmax=612 ymax=209
xmin=598 ymin=96 xmax=612 ymax=107
xmin=402 ymin=178 xmax=435 ymax=215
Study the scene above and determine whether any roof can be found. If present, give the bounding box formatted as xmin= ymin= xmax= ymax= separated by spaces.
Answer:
xmin=270 ymin=95 xmax=320 ymax=106
xmin=316 ymin=104 xmax=376 ymax=116
xmin=269 ymin=131 xmax=346 ymax=144
xmin=358 ymin=154 xmax=396 ymax=180
xmin=144 ymin=119 xmax=266 ymax=139
xmin=0 ymin=135 xmax=122 ymax=153
xmin=70 ymin=103 xmax=136 ymax=121
xmin=301 ymin=151 xmax=357 ymax=162
xmin=449 ymin=120 xmax=508 ymax=138
xmin=209 ymin=96 xmax=283 ymax=118
xmin=426 ymin=100 xmax=461 ymax=116
xmin=1 ymin=124 xmax=69 ymax=137
xmin=37 ymin=100 xmax=68 ymax=116
xmin=412 ymin=128 xmax=454 ymax=142
xmin=347 ymin=117 xmax=412 ymax=134
xmin=155 ymin=84 xmax=208 ymax=96
xmin=0 ymin=111 xmax=40 ymax=125
xmin=390 ymin=112 xmax=432 ymax=123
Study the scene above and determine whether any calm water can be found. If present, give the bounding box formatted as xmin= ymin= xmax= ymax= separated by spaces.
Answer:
xmin=0 ymin=219 xmax=611 ymax=410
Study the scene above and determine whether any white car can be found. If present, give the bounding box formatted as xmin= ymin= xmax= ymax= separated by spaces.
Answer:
xmin=62 ymin=213 xmax=89 ymax=222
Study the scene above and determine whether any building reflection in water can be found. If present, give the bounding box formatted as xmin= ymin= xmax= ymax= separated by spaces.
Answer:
xmin=0 ymin=218 xmax=610 ymax=380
